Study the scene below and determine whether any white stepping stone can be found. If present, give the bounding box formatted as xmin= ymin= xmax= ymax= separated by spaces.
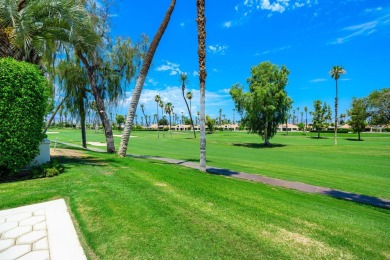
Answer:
xmin=2 ymin=226 xmax=32 ymax=239
xmin=0 ymin=222 xmax=18 ymax=233
xmin=18 ymin=249 xmax=50 ymax=260
xmin=33 ymin=237 xmax=49 ymax=250
xmin=33 ymin=221 xmax=47 ymax=231
xmin=0 ymin=244 xmax=31 ymax=259
xmin=16 ymin=230 xmax=47 ymax=244
xmin=20 ymin=216 xmax=45 ymax=226
xmin=5 ymin=212 xmax=32 ymax=222
xmin=0 ymin=238 xmax=15 ymax=252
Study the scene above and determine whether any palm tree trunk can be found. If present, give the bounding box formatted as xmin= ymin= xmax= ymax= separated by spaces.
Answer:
xmin=182 ymin=87 xmax=196 ymax=138
xmin=42 ymin=93 xmax=69 ymax=134
xmin=118 ymin=0 xmax=176 ymax=157
xmin=335 ymin=79 xmax=338 ymax=146
xmin=77 ymin=51 xmax=115 ymax=153
xmin=197 ymin=0 xmax=207 ymax=171
xmin=79 ymin=92 xmax=87 ymax=148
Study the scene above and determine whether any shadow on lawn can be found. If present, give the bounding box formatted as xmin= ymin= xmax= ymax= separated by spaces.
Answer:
xmin=345 ymin=138 xmax=364 ymax=141
xmin=309 ymin=137 xmax=329 ymax=139
xmin=322 ymin=190 xmax=390 ymax=209
xmin=232 ymin=143 xmax=286 ymax=149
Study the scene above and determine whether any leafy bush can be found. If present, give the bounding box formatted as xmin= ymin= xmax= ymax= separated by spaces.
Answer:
xmin=310 ymin=129 xmax=350 ymax=134
xmin=31 ymin=160 xmax=65 ymax=179
xmin=0 ymin=58 xmax=49 ymax=176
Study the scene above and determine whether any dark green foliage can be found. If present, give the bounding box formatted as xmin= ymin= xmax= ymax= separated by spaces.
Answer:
xmin=230 ymin=61 xmax=292 ymax=145
xmin=367 ymin=88 xmax=390 ymax=126
xmin=158 ymin=118 xmax=168 ymax=126
xmin=0 ymin=58 xmax=49 ymax=176
xmin=206 ymin=115 xmax=215 ymax=133
xmin=348 ymin=98 xmax=369 ymax=140
xmin=310 ymin=129 xmax=350 ymax=134
xmin=31 ymin=160 xmax=65 ymax=179
xmin=311 ymin=100 xmax=332 ymax=138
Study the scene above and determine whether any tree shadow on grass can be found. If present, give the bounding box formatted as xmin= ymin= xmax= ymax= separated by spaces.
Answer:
xmin=0 ymin=153 xmax=110 ymax=184
xmin=309 ymin=137 xmax=329 ymax=139
xmin=232 ymin=143 xmax=287 ymax=149
xmin=345 ymin=138 xmax=364 ymax=141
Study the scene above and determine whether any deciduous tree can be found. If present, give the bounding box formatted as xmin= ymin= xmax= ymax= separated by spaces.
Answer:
xmin=348 ymin=98 xmax=368 ymax=141
xmin=230 ymin=61 xmax=292 ymax=146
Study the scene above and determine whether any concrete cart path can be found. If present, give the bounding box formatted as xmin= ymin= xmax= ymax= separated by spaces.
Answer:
xmin=54 ymin=141 xmax=390 ymax=209
xmin=0 ymin=199 xmax=86 ymax=260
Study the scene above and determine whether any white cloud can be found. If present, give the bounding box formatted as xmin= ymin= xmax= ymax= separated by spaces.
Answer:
xmin=156 ymin=60 xmax=182 ymax=76
xmin=180 ymin=22 xmax=185 ymax=27
xmin=193 ymin=71 xmax=199 ymax=77
xmin=208 ymin=44 xmax=228 ymax=55
xmin=329 ymin=21 xmax=378 ymax=45
xmin=118 ymin=86 xmax=232 ymax=118
xmin=146 ymin=78 xmax=158 ymax=87
xmin=256 ymin=45 xmax=291 ymax=56
xmin=241 ymin=0 xmax=313 ymax=15
xmin=223 ymin=21 xmax=232 ymax=28
xmin=310 ymin=78 xmax=327 ymax=83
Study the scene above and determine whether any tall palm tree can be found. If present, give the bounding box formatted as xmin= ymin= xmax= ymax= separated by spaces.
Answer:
xmin=140 ymin=104 xmax=148 ymax=126
xmin=164 ymin=102 xmax=173 ymax=137
xmin=159 ymin=100 xmax=165 ymax=134
xmin=155 ymin=95 xmax=161 ymax=137
xmin=118 ymin=0 xmax=176 ymax=157
xmin=330 ymin=65 xmax=346 ymax=146
xmin=197 ymin=0 xmax=207 ymax=171
xmin=180 ymin=73 xmax=196 ymax=138
xmin=304 ymin=106 xmax=308 ymax=131
xmin=219 ymin=108 xmax=222 ymax=125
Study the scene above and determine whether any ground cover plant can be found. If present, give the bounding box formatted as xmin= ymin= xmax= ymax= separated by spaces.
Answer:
xmin=47 ymin=129 xmax=390 ymax=199
xmin=0 ymin=145 xmax=389 ymax=259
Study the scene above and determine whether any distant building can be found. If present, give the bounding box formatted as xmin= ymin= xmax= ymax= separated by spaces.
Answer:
xmin=277 ymin=124 xmax=299 ymax=131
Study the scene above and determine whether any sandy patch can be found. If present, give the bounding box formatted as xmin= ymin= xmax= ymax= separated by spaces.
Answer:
xmin=50 ymin=148 xmax=86 ymax=158
xmin=87 ymin=142 xmax=107 ymax=146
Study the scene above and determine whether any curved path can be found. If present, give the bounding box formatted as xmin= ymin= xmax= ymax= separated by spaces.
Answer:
xmin=55 ymin=141 xmax=390 ymax=209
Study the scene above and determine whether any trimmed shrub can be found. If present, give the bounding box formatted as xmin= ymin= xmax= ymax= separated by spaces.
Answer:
xmin=0 ymin=58 xmax=49 ymax=176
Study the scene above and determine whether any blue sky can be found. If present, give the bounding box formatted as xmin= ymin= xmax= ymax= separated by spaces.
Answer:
xmin=109 ymin=0 xmax=390 ymax=123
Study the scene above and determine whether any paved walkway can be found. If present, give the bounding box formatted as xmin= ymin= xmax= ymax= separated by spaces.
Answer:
xmin=0 ymin=199 xmax=86 ymax=260
xmin=54 ymin=141 xmax=390 ymax=209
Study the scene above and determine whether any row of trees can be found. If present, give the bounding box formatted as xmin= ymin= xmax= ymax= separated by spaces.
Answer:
xmin=1 ymin=0 xmax=209 ymax=170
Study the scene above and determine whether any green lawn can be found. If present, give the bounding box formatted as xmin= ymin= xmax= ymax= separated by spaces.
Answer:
xmin=47 ymin=128 xmax=390 ymax=199
xmin=1 ymin=146 xmax=389 ymax=259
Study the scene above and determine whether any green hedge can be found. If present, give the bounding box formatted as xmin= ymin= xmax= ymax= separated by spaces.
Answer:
xmin=0 ymin=58 xmax=48 ymax=176
xmin=310 ymin=129 xmax=350 ymax=134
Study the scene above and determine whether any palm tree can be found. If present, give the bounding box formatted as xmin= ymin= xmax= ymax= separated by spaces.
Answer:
xmin=330 ymin=65 xmax=346 ymax=146
xmin=159 ymin=100 xmax=165 ymax=134
xmin=164 ymin=102 xmax=173 ymax=137
xmin=140 ymin=104 xmax=148 ymax=126
xmin=118 ymin=0 xmax=176 ymax=156
xmin=304 ymin=106 xmax=308 ymax=131
xmin=197 ymin=0 xmax=207 ymax=171
xmin=155 ymin=95 xmax=161 ymax=137
xmin=219 ymin=108 xmax=222 ymax=125
xmin=0 ymin=0 xmax=91 ymax=66
xmin=180 ymin=73 xmax=196 ymax=138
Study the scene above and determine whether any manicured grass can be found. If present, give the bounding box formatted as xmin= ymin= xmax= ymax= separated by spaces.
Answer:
xmin=48 ymin=128 xmax=390 ymax=199
xmin=1 ymin=146 xmax=389 ymax=259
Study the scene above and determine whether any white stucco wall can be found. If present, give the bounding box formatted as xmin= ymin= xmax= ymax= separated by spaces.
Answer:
xmin=30 ymin=138 xmax=50 ymax=166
